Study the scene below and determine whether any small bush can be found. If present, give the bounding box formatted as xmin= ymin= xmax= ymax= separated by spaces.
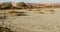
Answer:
xmin=0 ymin=27 xmax=13 ymax=32
xmin=39 ymin=12 xmax=45 ymax=14
xmin=0 ymin=2 xmax=12 ymax=9
xmin=49 ymin=10 xmax=54 ymax=11
xmin=16 ymin=2 xmax=27 ymax=8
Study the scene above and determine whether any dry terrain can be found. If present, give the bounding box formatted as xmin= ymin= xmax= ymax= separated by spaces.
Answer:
xmin=0 ymin=8 xmax=60 ymax=32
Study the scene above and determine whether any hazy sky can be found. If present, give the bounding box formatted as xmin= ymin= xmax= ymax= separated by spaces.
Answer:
xmin=0 ymin=0 xmax=60 ymax=3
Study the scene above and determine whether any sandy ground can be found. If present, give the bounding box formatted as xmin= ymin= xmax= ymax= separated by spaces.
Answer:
xmin=0 ymin=8 xmax=60 ymax=32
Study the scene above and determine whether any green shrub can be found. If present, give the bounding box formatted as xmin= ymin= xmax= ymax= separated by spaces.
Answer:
xmin=16 ymin=2 xmax=27 ymax=8
xmin=1 ymin=2 xmax=12 ymax=9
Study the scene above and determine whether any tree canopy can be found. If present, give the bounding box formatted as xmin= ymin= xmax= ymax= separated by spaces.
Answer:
xmin=0 ymin=2 xmax=12 ymax=9
xmin=16 ymin=2 xmax=27 ymax=8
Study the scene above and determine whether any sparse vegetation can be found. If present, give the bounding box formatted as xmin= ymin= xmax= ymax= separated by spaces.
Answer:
xmin=16 ymin=2 xmax=27 ymax=9
xmin=0 ymin=27 xmax=13 ymax=32
xmin=8 ymin=11 xmax=27 ymax=16
xmin=0 ymin=2 xmax=12 ymax=9
xmin=0 ymin=13 xmax=14 ymax=32
xmin=0 ymin=2 xmax=60 ymax=9
xmin=0 ymin=13 xmax=7 ymax=26
xmin=49 ymin=10 xmax=55 ymax=14
xmin=0 ymin=1 xmax=60 ymax=32
xmin=49 ymin=10 xmax=54 ymax=11
xmin=39 ymin=12 xmax=45 ymax=14
xmin=28 ymin=5 xmax=33 ymax=11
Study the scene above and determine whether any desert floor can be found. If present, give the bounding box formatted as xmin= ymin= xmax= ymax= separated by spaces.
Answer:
xmin=0 ymin=8 xmax=60 ymax=32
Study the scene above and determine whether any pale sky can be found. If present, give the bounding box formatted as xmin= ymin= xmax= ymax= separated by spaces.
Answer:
xmin=0 ymin=0 xmax=60 ymax=3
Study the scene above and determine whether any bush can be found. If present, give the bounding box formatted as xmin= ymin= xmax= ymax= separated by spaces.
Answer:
xmin=39 ymin=12 xmax=45 ymax=14
xmin=0 ymin=2 xmax=12 ymax=9
xmin=16 ymin=2 xmax=27 ymax=8
xmin=0 ymin=27 xmax=13 ymax=32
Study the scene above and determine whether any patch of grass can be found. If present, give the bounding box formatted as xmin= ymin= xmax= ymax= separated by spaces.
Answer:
xmin=46 ymin=9 xmax=55 ymax=14
xmin=39 ymin=12 xmax=45 ymax=14
xmin=49 ymin=10 xmax=55 ymax=14
xmin=46 ymin=10 xmax=55 ymax=12
xmin=16 ymin=13 xmax=27 ymax=16
xmin=38 ymin=9 xmax=41 ymax=11
xmin=0 ymin=27 xmax=13 ymax=32
xmin=8 ymin=11 xmax=27 ymax=16
xmin=49 ymin=10 xmax=54 ymax=11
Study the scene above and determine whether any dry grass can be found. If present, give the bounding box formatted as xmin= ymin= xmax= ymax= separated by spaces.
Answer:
xmin=0 ymin=27 xmax=13 ymax=32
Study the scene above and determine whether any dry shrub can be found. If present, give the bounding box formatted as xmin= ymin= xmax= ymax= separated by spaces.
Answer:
xmin=46 ymin=10 xmax=55 ymax=12
xmin=8 ymin=11 xmax=27 ymax=16
xmin=39 ymin=12 xmax=45 ymax=14
xmin=0 ymin=27 xmax=13 ymax=32
xmin=46 ymin=9 xmax=55 ymax=14
xmin=49 ymin=10 xmax=54 ymax=11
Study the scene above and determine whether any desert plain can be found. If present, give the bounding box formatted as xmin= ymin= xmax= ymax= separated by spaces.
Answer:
xmin=0 ymin=8 xmax=60 ymax=32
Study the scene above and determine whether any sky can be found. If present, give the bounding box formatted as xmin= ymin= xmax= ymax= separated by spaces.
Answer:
xmin=0 ymin=0 xmax=60 ymax=3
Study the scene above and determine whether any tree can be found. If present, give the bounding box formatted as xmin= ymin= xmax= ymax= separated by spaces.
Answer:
xmin=16 ymin=2 xmax=27 ymax=8
xmin=1 ymin=2 xmax=12 ymax=9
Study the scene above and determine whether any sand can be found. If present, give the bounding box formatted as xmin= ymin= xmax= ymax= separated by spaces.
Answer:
xmin=0 ymin=8 xmax=60 ymax=32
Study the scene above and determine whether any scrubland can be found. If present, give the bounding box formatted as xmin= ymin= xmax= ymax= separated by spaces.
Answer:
xmin=0 ymin=8 xmax=60 ymax=32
